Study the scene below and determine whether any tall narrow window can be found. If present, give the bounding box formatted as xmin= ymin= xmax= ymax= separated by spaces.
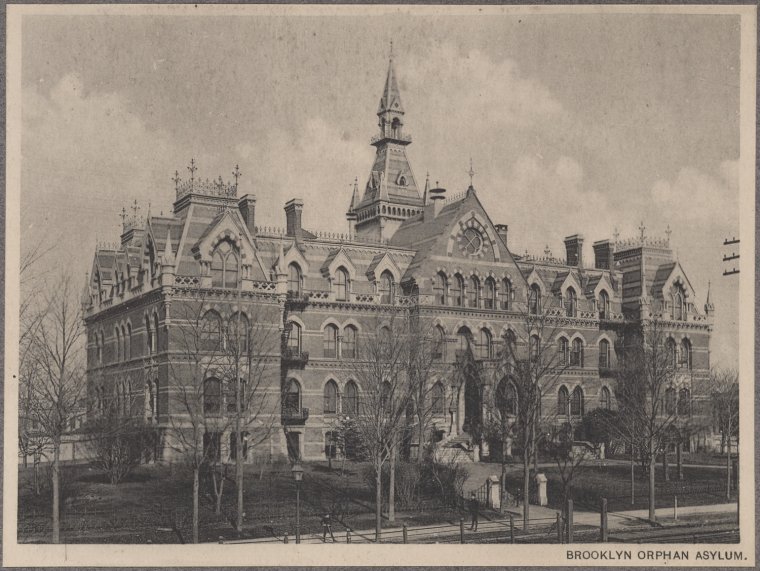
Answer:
xmin=484 ymin=278 xmax=496 ymax=309
xmin=125 ymin=324 xmax=132 ymax=361
xmin=673 ymin=291 xmax=684 ymax=321
xmin=666 ymin=338 xmax=678 ymax=369
xmin=323 ymin=380 xmax=339 ymax=414
xmin=479 ymin=328 xmax=492 ymax=359
xmin=288 ymin=263 xmax=302 ymax=296
xmin=284 ymin=379 xmax=301 ymax=414
xmin=153 ymin=313 xmax=160 ymax=353
xmin=435 ymin=272 xmax=449 ymax=305
xmin=287 ymin=321 xmax=302 ymax=353
xmin=457 ymin=327 xmax=472 ymax=354
xmin=599 ymin=339 xmax=610 ymax=369
xmin=678 ymin=388 xmax=691 ymax=416
xmin=558 ymin=386 xmax=569 ymax=416
xmin=211 ymin=240 xmax=239 ymax=289
xmin=571 ymin=338 xmax=584 ymax=367
xmin=431 ymin=382 xmax=445 ymax=414
xmin=600 ymin=386 xmax=611 ymax=410
xmin=343 ymin=325 xmax=357 ymax=359
xmin=665 ymin=387 xmax=676 ymax=414
xmin=529 ymin=284 xmax=541 ymax=315
xmin=497 ymin=379 xmax=518 ymax=416
xmin=680 ymin=339 xmax=692 ymax=370
xmin=529 ymin=334 xmax=541 ymax=363
xmin=229 ymin=313 xmax=250 ymax=354
xmin=145 ymin=316 xmax=152 ymax=355
xmin=566 ymin=287 xmax=577 ymax=317
xmin=203 ymin=378 xmax=222 ymax=415
xmin=201 ymin=311 xmax=223 ymax=352
xmin=434 ymin=326 xmax=446 ymax=361
xmin=227 ymin=378 xmax=247 ymax=413
xmin=344 ymin=381 xmax=358 ymax=416
xmin=570 ymin=387 xmax=584 ymax=417
xmin=115 ymin=328 xmax=121 ymax=362
xmin=501 ymin=279 xmax=512 ymax=310
xmin=598 ymin=290 xmax=610 ymax=320
xmin=451 ymin=274 xmax=464 ymax=307
xmin=379 ymin=271 xmax=395 ymax=304
xmin=468 ymin=276 xmax=479 ymax=308
xmin=379 ymin=326 xmax=392 ymax=359
xmin=335 ymin=268 xmax=349 ymax=301
xmin=323 ymin=324 xmax=338 ymax=358
xmin=558 ymin=337 xmax=569 ymax=366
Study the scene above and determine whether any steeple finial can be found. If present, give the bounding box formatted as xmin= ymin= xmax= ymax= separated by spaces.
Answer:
xmin=423 ymin=172 xmax=430 ymax=205
xmin=389 ymin=40 xmax=394 ymax=61
xmin=467 ymin=158 xmax=476 ymax=188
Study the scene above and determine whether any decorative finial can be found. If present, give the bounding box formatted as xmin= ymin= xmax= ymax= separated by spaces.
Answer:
xmin=467 ymin=158 xmax=476 ymax=187
xmin=544 ymin=244 xmax=551 ymax=257
xmin=172 ymin=170 xmax=180 ymax=191
xmin=613 ymin=226 xmax=620 ymax=243
xmin=665 ymin=224 xmax=672 ymax=245
xmin=131 ymin=199 xmax=139 ymax=217
xmin=638 ymin=221 xmax=646 ymax=241
xmin=187 ymin=158 xmax=197 ymax=185
xmin=120 ymin=207 xmax=127 ymax=225
xmin=233 ymin=164 xmax=241 ymax=189
xmin=389 ymin=40 xmax=394 ymax=61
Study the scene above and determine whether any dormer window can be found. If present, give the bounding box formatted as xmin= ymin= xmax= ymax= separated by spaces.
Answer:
xmin=211 ymin=240 xmax=239 ymax=289
xmin=334 ymin=267 xmax=349 ymax=301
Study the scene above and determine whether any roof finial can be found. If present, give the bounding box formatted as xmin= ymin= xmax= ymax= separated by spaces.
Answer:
xmin=638 ymin=221 xmax=646 ymax=241
xmin=613 ymin=226 xmax=620 ymax=243
xmin=665 ymin=224 xmax=672 ymax=245
xmin=467 ymin=158 xmax=476 ymax=188
xmin=232 ymin=164 xmax=242 ymax=189
xmin=389 ymin=40 xmax=394 ymax=61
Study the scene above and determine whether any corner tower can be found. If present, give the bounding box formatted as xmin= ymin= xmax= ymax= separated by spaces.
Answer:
xmin=348 ymin=49 xmax=424 ymax=241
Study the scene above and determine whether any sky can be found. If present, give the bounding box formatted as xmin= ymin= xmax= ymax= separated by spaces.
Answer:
xmin=17 ymin=8 xmax=742 ymax=367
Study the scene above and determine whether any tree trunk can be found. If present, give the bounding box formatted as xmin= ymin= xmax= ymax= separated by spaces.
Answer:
xmin=662 ymin=448 xmax=669 ymax=482
xmin=374 ymin=456 xmax=383 ymax=542
xmin=193 ymin=467 xmax=200 ymax=544
xmin=522 ymin=446 xmax=530 ymax=530
xmin=500 ymin=437 xmax=508 ymax=511
xmin=389 ymin=444 xmax=396 ymax=523
xmin=726 ymin=436 xmax=731 ymax=501
xmin=52 ymin=441 xmax=60 ymax=544
xmin=676 ymin=443 xmax=683 ymax=481
xmin=418 ymin=411 xmax=426 ymax=463
xmin=237 ymin=432 xmax=244 ymax=532
xmin=214 ymin=468 xmax=225 ymax=515
xmin=34 ymin=455 xmax=40 ymax=496
xmin=630 ymin=448 xmax=635 ymax=505
xmin=648 ymin=442 xmax=656 ymax=522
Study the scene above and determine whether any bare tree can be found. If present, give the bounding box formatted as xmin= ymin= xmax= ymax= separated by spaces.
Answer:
xmin=348 ymin=311 xmax=416 ymax=541
xmin=542 ymin=422 xmax=590 ymax=523
xmin=614 ymin=317 xmax=678 ymax=522
xmin=710 ymin=368 xmax=739 ymax=500
xmin=25 ymin=274 xmax=86 ymax=543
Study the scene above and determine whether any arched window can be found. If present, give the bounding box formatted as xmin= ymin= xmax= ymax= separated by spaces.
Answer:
xmin=501 ymin=278 xmax=512 ymax=310
xmin=145 ymin=316 xmax=152 ymax=355
xmin=479 ymin=328 xmax=492 ymax=359
xmin=565 ymin=287 xmax=577 ymax=317
xmin=211 ymin=240 xmax=239 ymax=289
xmin=379 ymin=271 xmax=395 ymax=304
xmin=125 ymin=324 xmax=132 ymax=361
xmin=115 ymin=327 xmax=121 ymax=362
xmin=665 ymin=387 xmax=676 ymax=414
xmin=229 ymin=313 xmax=249 ymax=354
xmin=570 ymin=387 xmax=584 ymax=417
xmin=484 ymin=278 xmax=496 ymax=309
xmin=95 ymin=333 xmax=102 ymax=364
xmin=558 ymin=337 xmax=569 ymax=366
xmin=600 ymin=386 xmax=612 ymax=410
xmin=431 ymin=382 xmax=445 ymax=414
xmin=529 ymin=334 xmax=541 ymax=363
xmin=343 ymin=325 xmax=357 ymax=359
xmin=598 ymin=290 xmax=610 ymax=320
xmin=666 ymin=338 xmax=678 ymax=369
xmin=571 ymin=338 xmax=584 ymax=367
xmin=435 ymin=271 xmax=449 ymax=305
xmin=673 ymin=291 xmax=684 ymax=321
xmin=203 ymin=378 xmax=222 ymax=415
xmin=324 ymin=380 xmax=339 ymax=414
xmin=201 ymin=311 xmax=223 ymax=352
xmin=679 ymin=339 xmax=692 ymax=370
xmin=502 ymin=330 xmax=517 ymax=361
xmin=344 ymin=381 xmax=358 ymax=416
xmin=380 ymin=381 xmax=392 ymax=412
xmin=284 ymin=379 xmax=301 ymax=414
xmin=457 ymin=327 xmax=472 ymax=354
xmin=379 ymin=326 xmax=392 ymax=358
xmin=334 ymin=267 xmax=349 ymax=301
xmin=227 ymin=378 xmax=247 ymax=413
xmin=599 ymin=339 xmax=610 ymax=369
xmin=497 ymin=379 xmax=518 ymax=416
xmin=287 ymin=321 xmax=302 ymax=353
xmin=323 ymin=324 xmax=338 ymax=358
xmin=288 ymin=263 xmax=302 ymax=296
xmin=678 ymin=387 xmax=691 ymax=416
xmin=468 ymin=276 xmax=480 ymax=308
xmin=144 ymin=381 xmax=153 ymax=419
xmin=153 ymin=312 xmax=160 ymax=353
xmin=529 ymin=284 xmax=541 ymax=315
xmin=451 ymin=274 xmax=465 ymax=307
xmin=558 ymin=386 xmax=569 ymax=416
xmin=434 ymin=326 xmax=446 ymax=361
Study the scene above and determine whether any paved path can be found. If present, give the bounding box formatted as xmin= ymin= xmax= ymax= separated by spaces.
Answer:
xmin=222 ymin=502 xmax=737 ymax=545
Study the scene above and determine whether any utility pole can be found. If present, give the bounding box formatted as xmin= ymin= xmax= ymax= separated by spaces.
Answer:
xmin=722 ymin=237 xmax=739 ymax=276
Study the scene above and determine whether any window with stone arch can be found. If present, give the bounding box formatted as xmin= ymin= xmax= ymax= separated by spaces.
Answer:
xmin=565 ymin=287 xmax=577 ymax=317
xmin=529 ymin=284 xmax=541 ymax=315
xmin=484 ymin=277 xmax=496 ymax=309
xmin=344 ymin=380 xmax=359 ymax=416
xmin=431 ymin=381 xmax=445 ymax=415
xmin=451 ymin=274 xmax=465 ymax=307
xmin=284 ymin=378 xmax=301 ymax=414
xmin=324 ymin=380 xmax=339 ymax=414
xmin=678 ymin=387 xmax=691 ymax=416
xmin=479 ymin=328 xmax=492 ymax=359
xmin=379 ymin=270 xmax=395 ymax=304
xmin=598 ymin=290 xmax=610 ymax=320
xmin=434 ymin=326 xmax=446 ymax=361
xmin=496 ymin=378 xmax=518 ymax=416
xmin=665 ymin=337 xmax=678 ymax=369
xmin=600 ymin=386 xmax=612 ymax=410
xmin=529 ymin=334 xmax=541 ymax=363
xmin=203 ymin=377 xmax=222 ymax=415
xmin=557 ymin=386 xmax=569 ymax=416
xmin=323 ymin=324 xmax=338 ymax=358
xmin=570 ymin=338 xmax=584 ymax=367
xmin=287 ymin=321 xmax=302 ymax=353
xmin=228 ymin=312 xmax=250 ymax=354
xmin=201 ymin=310 xmax=223 ymax=352
xmin=456 ymin=326 xmax=472 ymax=354
xmin=145 ymin=315 xmax=152 ymax=355
xmin=570 ymin=386 xmax=584 ymax=417
xmin=558 ymin=337 xmax=569 ymax=366
xmin=125 ymin=324 xmax=132 ymax=361
xmin=343 ymin=325 xmax=357 ymax=359
xmin=288 ymin=263 xmax=302 ymax=296
xmin=468 ymin=276 xmax=480 ymax=308
xmin=115 ymin=327 xmax=121 ymax=362
xmin=153 ymin=312 xmax=160 ymax=353
xmin=679 ymin=338 xmax=692 ymax=370
xmin=334 ymin=267 xmax=349 ymax=301
xmin=598 ymin=339 xmax=610 ymax=369
xmin=672 ymin=287 xmax=686 ymax=321
xmin=435 ymin=271 xmax=449 ymax=305
xmin=665 ymin=386 xmax=676 ymax=414
xmin=501 ymin=278 xmax=513 ymax=310
xmin=210 ymin=239 xmax=240 ymax=289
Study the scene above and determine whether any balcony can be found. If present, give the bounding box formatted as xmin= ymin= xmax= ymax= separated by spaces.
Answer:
xmin=285 ymin=291 xmax=310 ymax=310
xmin=371 ymin=131 xmax=412 ymax=145
xmin=282 ymin=407 xmax=309 ymax=425
xmin=282 ymin=348 xmax=309 ymax=368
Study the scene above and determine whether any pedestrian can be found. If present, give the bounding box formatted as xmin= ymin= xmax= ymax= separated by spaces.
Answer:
xmin=321 ymin=513 xmax=336 ymax=542
xmin=468 ymin=492 xmax=479 ymax=531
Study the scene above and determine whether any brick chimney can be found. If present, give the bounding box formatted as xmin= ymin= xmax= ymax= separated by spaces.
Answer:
xmin=238 ymin=194 xmax=256 ymax=235
xmin=285 ymin=199 xmax=304 ymax=237
xmin=592 ymin=239 xmax=614 ymax=270
xmin=564 ymin=234 xmax=584 ymax=267
xmin=495 ymin=224 xmax=508 ymax=247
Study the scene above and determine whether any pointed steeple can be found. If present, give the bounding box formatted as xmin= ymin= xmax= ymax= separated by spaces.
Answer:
xmin=378 ymin=42 xmax=404 ymax=115
xmin=423 ymin=172 xmax=430 ymax=205
xmin=161 ymin=228 xmax=175 ymax=267
xmin=349 ymin=177 xmax=361 ymax=211
xmin=704 ymin=280 xmax=714 ymax=315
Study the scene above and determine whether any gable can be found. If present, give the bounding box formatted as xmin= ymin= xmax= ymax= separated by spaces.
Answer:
xmin=366 ymin=251 xmax=402 ymax=283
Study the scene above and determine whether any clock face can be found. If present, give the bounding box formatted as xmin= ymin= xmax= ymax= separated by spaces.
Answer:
xmin=462 ymin=227 xmax=483 ymax=255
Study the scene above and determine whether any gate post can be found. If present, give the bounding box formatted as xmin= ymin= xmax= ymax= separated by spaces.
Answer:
xmin=460 ymin=518 xmax=465 ymax=543
xmin=600 ymin=498 xmax=608 ymax=543
xmin=566 ymin=499 xmax=574 ymax=544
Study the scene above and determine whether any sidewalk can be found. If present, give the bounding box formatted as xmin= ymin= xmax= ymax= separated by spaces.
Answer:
xmin=222 ymin=502 xmax=737 ymax=545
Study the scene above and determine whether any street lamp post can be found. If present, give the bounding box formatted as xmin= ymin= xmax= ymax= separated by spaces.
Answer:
xmin=292 ymin=462 xmax=304 ymax=543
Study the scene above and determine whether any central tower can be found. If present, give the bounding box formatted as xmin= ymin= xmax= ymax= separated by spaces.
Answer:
xmin=348 ymin=50 xmax=424 ymax=241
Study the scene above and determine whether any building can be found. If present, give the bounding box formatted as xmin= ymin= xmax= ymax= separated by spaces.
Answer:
xmin=82 ymin=53 xmax=715 ymax=463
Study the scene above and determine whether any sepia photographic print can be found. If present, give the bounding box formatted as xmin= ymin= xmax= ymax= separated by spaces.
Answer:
xmin=3 ymin=3 xmax=756 ymax=567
